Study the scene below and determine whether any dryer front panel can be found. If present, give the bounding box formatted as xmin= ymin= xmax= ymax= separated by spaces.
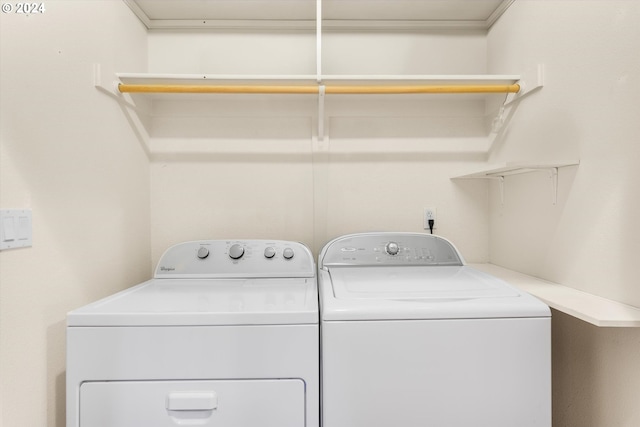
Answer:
xmin=80 ymin=379 xmax=304 ymax=427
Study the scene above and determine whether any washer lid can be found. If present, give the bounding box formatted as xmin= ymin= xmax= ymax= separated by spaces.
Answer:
xmin=68 ymin=278 xmax=318 ymax=326
xmin=320 ymin=266 xmax=550 ymax=320
xmin=331 ymin=266 xmax=519 ymax=300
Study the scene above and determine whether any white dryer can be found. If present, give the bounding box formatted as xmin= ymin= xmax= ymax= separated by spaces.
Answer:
xmin=67 ymin=240 xmax=319 ymax=427
xmin=318 ymin=232 xmax=551 ymax=427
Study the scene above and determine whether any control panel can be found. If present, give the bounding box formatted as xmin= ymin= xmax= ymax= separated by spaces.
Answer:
xmin=155 ymin=240 xmax=315 ymax=278
xmin=319 ymin=233 xmax=464 ymax=268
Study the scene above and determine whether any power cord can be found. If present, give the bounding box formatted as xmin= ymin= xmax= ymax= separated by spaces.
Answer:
xmin=428 ymin=219 xmax=435 ymax=235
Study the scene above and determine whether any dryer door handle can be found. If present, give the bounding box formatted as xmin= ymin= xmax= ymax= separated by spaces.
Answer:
xmin=166 ymin=391 xmax=218 ymax=411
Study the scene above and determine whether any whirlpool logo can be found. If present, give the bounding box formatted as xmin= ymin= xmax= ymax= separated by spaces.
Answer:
xmin=160 ymin=266 xmax=175 ymax=272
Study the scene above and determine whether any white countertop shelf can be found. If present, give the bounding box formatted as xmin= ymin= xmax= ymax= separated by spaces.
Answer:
xmin=471 ymin=263 xmax=640 ymax=327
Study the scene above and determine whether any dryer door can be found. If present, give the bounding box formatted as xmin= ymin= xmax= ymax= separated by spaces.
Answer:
xmin=80 ymin=379 xmax=305 ymax=426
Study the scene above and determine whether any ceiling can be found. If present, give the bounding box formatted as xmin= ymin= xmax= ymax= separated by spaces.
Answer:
xmin=125 ymin=0 xmax=515 ymax=30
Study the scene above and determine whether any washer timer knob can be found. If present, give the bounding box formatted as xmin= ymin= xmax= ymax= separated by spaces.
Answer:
xmin=229 ymin=244 xmax=245 ymax=260
xmin=197 ymin=247 xmax=210 ymax=259
xmin=385 ymin=242 xmax=399 ymax=256
xmin=283 ymin=248 xmax=295 ymax=260
xmin=264 ymin=246 xmax=276 ymax=259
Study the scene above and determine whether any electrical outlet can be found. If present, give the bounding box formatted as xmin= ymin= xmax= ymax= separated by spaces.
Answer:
xmin=423 ymin=207 xmax=437 ymax=230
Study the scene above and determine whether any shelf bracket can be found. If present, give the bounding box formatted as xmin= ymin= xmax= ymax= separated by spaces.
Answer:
xmin=492 ymin=166 xmax=559 ymax=205
xmin=318 ymin=85 xmax=326 ymax=141
xmin=506 ymin=64 xmax=545 ymax=107
xmin=491 ymin=167 xmax=560 ymax=205
xmin=93 ymin=64 xmax=143 ymax=113
xmin=492 ymin=64 xmax=545 ymax=134
xmin=550 ymin=167 xmax=559 ymax=205
xmin=485 ymin=176 xmax=506 ymax=205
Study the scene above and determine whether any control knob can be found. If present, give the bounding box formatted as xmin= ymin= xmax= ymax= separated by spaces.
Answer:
xmin=229 ymin=244 xmax=245 ymax=260
xmin=197 ymin=247 xmax=209 ymax=259
xmin=385 ymin=242 xmax=399 ymax=256
xmin=264 ymin=246 xmax=276 ymax=259
xmin=283 ymin=247 xmax=295 ymax=260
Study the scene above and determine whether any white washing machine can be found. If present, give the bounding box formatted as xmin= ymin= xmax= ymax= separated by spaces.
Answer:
xmin=67 ymin=240 xmax=319 ymax=427
xmin=318 ymin=232 xmax=551 ymax=427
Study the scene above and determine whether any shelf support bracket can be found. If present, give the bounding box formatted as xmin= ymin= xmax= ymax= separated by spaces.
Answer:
xmin=550 ymin=167 xmax=559 ymax=205
xmin=492 ymin=64 xmax=545 ymax=134
xmin=489 ymin=176 xmax=506 ymax=205
xmin=505 ymin=64 xmax=545 ymax=107
xmin=318 ymin=85 xmax=326 ymax=141
xmin=482 ymin=176 xmax=506 ymax=205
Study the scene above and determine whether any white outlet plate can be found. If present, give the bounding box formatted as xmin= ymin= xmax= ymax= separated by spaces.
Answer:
xmin=423 ymin=207 xmax=437 ymax=230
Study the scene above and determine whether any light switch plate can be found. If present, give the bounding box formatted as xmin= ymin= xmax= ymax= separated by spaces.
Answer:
xmin=0 ymin=209 xmax=32 ymax=250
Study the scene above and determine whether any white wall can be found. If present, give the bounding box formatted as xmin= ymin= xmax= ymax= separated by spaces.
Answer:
xmin=147 ymin=29 xmax=491 ymax=261
xmin=0 ymin=2 xmax=149 ymax=426
xmin=487 ymin=1 xmax=640 ymax=425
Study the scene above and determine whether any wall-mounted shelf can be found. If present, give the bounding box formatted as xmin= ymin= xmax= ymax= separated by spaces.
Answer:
xmin=471 ymin=263 xmax=640 ymax=328
xmin=451 ymin=162 xmax=579 ymax=179
xmin=451 ymin=161 xmax=579 ymax=204
xmin=116 ymin=73 xmax=521 ymax=95
xmin=112 ymin=1 xmax=537 ymax=143
xmin=110 ymin=73 xmax=523 ymax=141
xmin=117 ymin=74 xmax=319 ymax=97
xmin=319 ymin=75 xmax=520 ymax=93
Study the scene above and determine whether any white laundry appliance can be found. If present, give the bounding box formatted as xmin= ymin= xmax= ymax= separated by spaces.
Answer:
xmin=318 ymin=232 xmax=551 ymax=427
xmin=67 ymin=240 xmax=319 ymax=427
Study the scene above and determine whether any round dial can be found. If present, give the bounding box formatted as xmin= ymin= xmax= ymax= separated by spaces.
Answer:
xmin=197 ymin=247 xmax=210 ymax=259
xmin=264 ymin=246 xmax=276 ymax=259
xmin=229 ymin=243 xmax=245 ymax=260
xmin=385 ymin=242 xmax=399 ymax=256
xmin=282 ymin=247 xmax=295 ymax=260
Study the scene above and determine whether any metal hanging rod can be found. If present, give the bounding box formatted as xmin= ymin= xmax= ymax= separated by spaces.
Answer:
xmin=117 ymin=83 xmax=520 ymax=95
